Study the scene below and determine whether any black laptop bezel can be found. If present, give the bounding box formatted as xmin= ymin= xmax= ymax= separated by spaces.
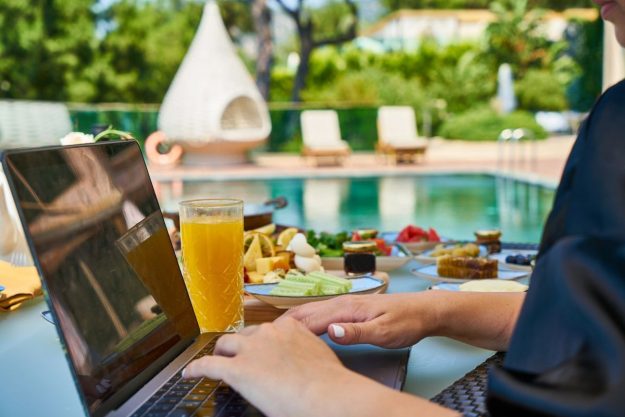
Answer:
xmin=1 ymin=140 xmax=201 ymax=417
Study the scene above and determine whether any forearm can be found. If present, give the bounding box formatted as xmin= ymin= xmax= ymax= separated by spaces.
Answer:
xmin=426 ymin=291 xmax=525 ymax=351
xmin=310 ymin=368 xmax=459 ymax=417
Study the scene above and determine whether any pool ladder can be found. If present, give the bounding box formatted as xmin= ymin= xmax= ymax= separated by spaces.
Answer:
xmin=497 ymin=128 xmax=538 ymax=174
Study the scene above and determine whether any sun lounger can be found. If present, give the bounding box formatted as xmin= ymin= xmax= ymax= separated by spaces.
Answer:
xmin=0 ymin=100 xmax=72 ymax=148
xmin=300 ymin=110 xmax=351 ymax=165
xmin=377 ymin=106 xmax=428 ymax=164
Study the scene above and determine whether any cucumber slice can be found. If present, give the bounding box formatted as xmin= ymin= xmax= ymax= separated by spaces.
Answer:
xmin=268 ymin=271 xmax=353 ymax=297
xmin=320 ymin=282 xmax=349 ymax=295
xmin=307 ymin=271 xmax=352 ymax=290
xmin=285 ymin=275 xmax=321 ymax=285
xmin=277 ymin=279 xmax=320 ymax=295
xmin=269 ymin=287 xmax=313 ymax=296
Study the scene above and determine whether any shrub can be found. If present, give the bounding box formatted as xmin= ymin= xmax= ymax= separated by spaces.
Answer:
xmin=566 ymin=17 xmax=603 ymax=111
xmin=302 ymin=68 xmax=427 ymax=111
xmin=438 ymin=106 xmax=548 ymax=141
xmin=515 ymin=69 xmax=568 ymax=111
xmin=303 ymin=69 xmax=379 ymax=103
xmin=270 ymin=67 xmax=295 ymax=102
xmin=425 ymin=50 xmax=496 ymax=113
xmin=307 ymin=47 xmax=345 ymax=90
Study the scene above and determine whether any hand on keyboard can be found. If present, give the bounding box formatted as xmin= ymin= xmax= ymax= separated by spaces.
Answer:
xmin=183 ymin=318 xmax=350 ymax=417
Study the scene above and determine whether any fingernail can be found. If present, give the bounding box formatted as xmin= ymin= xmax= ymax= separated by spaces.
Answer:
xmin=331 ymin=324 xmax=345 ymax=338
xmin=181 ymin=368 xmax=187 ymax=378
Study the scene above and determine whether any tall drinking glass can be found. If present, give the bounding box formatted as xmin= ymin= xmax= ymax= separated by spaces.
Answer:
xmin=179 ymin=199 xmax=244 ymax=333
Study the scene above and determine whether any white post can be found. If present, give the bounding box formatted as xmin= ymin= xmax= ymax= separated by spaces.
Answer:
xmin=603 ymin=21 xmax=625 ymax=91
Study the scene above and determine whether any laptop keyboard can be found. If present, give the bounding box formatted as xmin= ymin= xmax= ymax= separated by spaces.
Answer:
xmin=130 ymin=342 xmax=264 ymax=417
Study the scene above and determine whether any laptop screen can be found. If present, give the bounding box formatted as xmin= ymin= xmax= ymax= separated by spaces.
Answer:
xmin=3 ymin=141 xmax=198 ymax=416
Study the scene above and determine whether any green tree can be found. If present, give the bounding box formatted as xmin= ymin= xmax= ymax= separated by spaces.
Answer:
xmin=252 ymin=0 xmax=273 ymax=100
xmin=0 ymin=0 xmax=219 ymax=103
xmin=567 ymin=17 xmax=603 ymax=111
xmin=0 ymin=0 xmax=97 ymax=101
xmin=274 ymin=0 xmax=359 ymax=102
xmin=94 ymin=0 xmax=202 ymax=103
xmin=219 ymin=0 xmax=254 ymax=36
xmin=484 ymin=0 xmax=550 ymax=76
xmin=93 ymin=0 xmax=255 ymax=103
xmin=516 ymin=69 xmax=568 ymax=111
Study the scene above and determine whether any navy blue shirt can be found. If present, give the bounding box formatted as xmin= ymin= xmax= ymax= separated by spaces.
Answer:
xmin=487 ymin=80 xmax=625 ymax=417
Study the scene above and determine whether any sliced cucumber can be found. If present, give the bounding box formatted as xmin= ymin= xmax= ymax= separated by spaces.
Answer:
xmin=269 ymin=271 xmax=353 ymax=297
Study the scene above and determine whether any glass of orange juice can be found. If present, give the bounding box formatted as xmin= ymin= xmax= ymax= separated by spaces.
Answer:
xmin=179 ymin=199 xmax=244 ymax=333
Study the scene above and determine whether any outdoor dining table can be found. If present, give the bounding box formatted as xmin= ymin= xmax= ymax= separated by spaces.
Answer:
xmin=0 ymin=261 xmax=494 ymax=417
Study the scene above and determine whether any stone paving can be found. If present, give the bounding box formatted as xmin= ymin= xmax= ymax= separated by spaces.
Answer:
xmin=148 ymin=136 xmax=576 ymax=188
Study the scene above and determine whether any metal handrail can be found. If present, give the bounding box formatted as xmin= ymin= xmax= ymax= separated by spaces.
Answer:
xmin=497 ymin=128 xmax=537 ymax=173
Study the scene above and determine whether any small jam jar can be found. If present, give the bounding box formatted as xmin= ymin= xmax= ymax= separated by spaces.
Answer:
xmin=475 ymin=229 xmax=502 ymax=253
xmin=343 ymin=241 xmax=377 ymax=276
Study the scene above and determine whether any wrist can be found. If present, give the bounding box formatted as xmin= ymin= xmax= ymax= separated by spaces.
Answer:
xmin=418 ymin=290 xmax=449 ymax=337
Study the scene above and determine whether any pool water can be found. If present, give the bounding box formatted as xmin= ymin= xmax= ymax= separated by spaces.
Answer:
xmin=158 ymin=174 xmax=555 ymax=243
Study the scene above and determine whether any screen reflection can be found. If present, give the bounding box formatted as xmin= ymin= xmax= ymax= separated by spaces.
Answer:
xmin=6 ymin=142 xmax=197 ymax=414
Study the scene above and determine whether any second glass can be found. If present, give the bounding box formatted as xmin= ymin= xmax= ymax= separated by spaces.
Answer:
xmin=179 ymin=199 xmax=244 ymax=333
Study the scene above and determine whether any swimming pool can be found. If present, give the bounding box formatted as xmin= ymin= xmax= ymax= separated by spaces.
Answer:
xmin=158 ymin=174 xmax=555 ymax=243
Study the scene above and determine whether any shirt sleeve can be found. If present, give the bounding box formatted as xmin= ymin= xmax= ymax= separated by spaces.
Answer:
xmin=488 ymin=236 xmax=625 ymax=417
xmin=487 ymin=80 xmax=625 ymax=417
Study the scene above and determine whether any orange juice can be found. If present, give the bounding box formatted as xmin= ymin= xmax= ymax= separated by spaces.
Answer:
xmin=123 ymin=223 xmax=196 ymax=336
xmin=181 ymin=217 xmax=244 ymax=332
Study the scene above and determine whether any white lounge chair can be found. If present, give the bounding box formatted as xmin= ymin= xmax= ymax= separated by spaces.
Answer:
xmin=0 ymin=100 xmax=72 ymax=265
xmin=0 ymin=100 xmax=72 ymax=148
xmin=377 ymin=106 xmax=428 ymax=164
xmin=300 ymin=110 xmax=351 ymax=166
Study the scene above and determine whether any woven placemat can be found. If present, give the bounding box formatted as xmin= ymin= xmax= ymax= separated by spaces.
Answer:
xmin=430 ymin=352 xmax=505 ymax=417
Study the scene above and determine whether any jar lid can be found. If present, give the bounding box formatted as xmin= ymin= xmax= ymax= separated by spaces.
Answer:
xmin=343 ymin=241 xmax=378 ymax=253
xmin=353 ymin=228 xmax=378 ymax=239
xmin=475 ymin=229 xmax=501 ymax=239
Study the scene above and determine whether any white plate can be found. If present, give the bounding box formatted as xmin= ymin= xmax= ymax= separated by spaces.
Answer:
xmin=414 ymin=244 xmax=488 ymax=264
xmin=429 ymin=283 xmax=462 ymax=291
xmin=488 ymin=249 xmax=537 ymax=272
xmin=398 ymin=240 xmax=445 ymax=254
xmin=379 ymin=231 xmax=450 ymax=255
xmin=411 ymin=264 xmax=529 ymax=283
xmin=429 ymin=281 xmax=529 ymax=292
xmin=320 ymin=244 xmax=411 ymax=272
xmin=245 ymin=275 xmax=385 ymax=309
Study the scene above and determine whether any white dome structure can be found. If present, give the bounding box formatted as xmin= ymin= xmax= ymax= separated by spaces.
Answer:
xmin=155 ymin=0 xmax=271 ymax=166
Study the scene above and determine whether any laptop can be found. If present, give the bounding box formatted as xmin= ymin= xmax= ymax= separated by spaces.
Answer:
xmin=1 ymin=141 xmax=409 ymax=417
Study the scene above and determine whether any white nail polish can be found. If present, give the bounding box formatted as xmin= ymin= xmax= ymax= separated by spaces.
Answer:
xmin=331 ymin=324 xmax=345 ymax=338
xmin=181 ymin=368 xmax=187 ymax=378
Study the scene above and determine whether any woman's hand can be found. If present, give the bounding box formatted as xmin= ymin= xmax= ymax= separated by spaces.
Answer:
xmin=283 ymin=291 xmax=525 ymax=352
xmin=282 ymin=293 xmax=439 ymax=348
xmin=183 ymin=317 xmax=351 ymax=417
xmin=183 ymin=317 xmax=459 ymax=417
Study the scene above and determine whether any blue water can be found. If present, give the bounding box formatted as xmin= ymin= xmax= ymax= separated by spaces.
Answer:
xmin=158 ymin=174 xmax=556 ymax=243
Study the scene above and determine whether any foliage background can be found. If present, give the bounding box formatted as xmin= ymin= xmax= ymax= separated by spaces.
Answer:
xmin=0 ymin=0 xmax=602 ymax=146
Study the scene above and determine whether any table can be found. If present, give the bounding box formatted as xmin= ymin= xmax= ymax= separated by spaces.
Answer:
xmin=0 ymin=261 xmax=493 ymax=417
